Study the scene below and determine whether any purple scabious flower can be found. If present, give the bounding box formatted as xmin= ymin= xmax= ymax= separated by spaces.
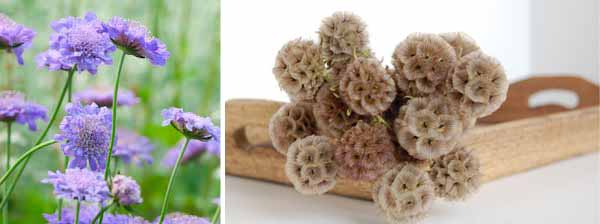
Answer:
xmin=154 ymin=213 xmax=210 ymax=224
xmin=74 ymin=87 xmax=140 ymax=108
xmin=55 ymin=103 xmax=112 ymax=171
xmin=161 ymin=107 xmax=219 ymax=141
xmin=114 ymin=129 xmax=154 ymax=166
xmin=37 ymin=12 xmax=115 ymax=74
xmin=0 ymin=91 xmax=48 ymax=131
xmin=111 ymin=174 xmax=143 ymax=206
xmin=43 ymin=204 xmax=99 ymax=224
xmin=0 ymin=13 xmax=36 ymax=65
xmin=162 ymin=138 xmax=220 ymax=167
xmin=104 ymin=214 xmax=150 ymax=224
xmin=102 ymin=17 xmax=170 ymax=66
xmin=41 ymin=168 xmax=110 ymax=203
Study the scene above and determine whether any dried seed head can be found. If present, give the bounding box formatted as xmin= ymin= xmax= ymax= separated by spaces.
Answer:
xmin=273 ymin=39 xmax=326 ymax=101
xmin=391 ymin=33 xmax=458 ymax=97
xmin=339 ymin=57 xmax=396 ymax=115
xmin=319 ymin=12 xmax=369 ymax=71
xmin=440 ymin=32 xmax=480 ymax=59
xmin=335 ymin=121 xmax=397 ymax=180
xmin=394 ymin=97 xmax=464 ymax=160
xmin=429 ymin=146 xmax=481 ymax=201
xmin=373 ymin=162 xmax=435 ymax=223
xmin=269 ymin=102 xmax=318 ymax=155
xmin=285 ymin=135 xmax=337 ymax=195
xmin=313 ymin=84 xmax=362 ymax=138
xmin=451 ymin=52 xmax=508 ymax=117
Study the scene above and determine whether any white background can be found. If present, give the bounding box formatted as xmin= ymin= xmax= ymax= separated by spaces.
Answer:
xmin=221 ymin=0 xmax=599 ymax=223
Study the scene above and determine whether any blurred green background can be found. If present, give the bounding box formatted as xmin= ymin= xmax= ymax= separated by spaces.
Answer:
xmin=0 ymin=0 xmax=220 ymax=222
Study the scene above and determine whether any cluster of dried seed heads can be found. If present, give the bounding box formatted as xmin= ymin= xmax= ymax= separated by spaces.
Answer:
xmin=394 ymin=97 xmax=462 ymax=160
xmin=339 ymin=57 xmax=396 ymax=115
xmin=373 ymin=162 xmax=435 ymax=224
xmin=429 ymin=146 xmax=481 ymax=200
xmin=285 ymin=135 xmax=337 ymax=195
xmin=335 ymin=121 xmax=397 ymax=180
xmin=269 ymin=102 xmax=318 ymax=154
xmin=313 ymin=84 xmax=362 ymax=138
xmin=273 ymin=39 xmax=326 ymax=102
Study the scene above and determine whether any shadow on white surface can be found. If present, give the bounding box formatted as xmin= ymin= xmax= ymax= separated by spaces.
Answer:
xmin=226 ymin=153 xmax=599 ymax=224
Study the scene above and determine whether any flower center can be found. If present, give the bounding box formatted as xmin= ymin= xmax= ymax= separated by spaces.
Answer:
xmin=66 ymin=25 xmax=105 ymax=57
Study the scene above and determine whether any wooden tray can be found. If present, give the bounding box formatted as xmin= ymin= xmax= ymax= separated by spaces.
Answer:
xmin=225 ymin=76 xmax=600 ymax=200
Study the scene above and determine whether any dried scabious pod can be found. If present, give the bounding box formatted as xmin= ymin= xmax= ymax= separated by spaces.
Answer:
xmin=429 ymin=146 xmax=481 ymax=201
xmin=373 ymin=162 xmax=435 ymax=224
xmin=273 ymin=39 xmax=326 ymax=102
xmin=451 ymin=52 xmax=508 ymax=117
xmin=319 ymin=12 xmax=369 ymax=77
xmin=313 ymin=84 xmax=362 ymax=138
xmin=392 ymin=33 xmax=457 ymax=96
xmin=339 ymin=57 xmax=396 ymax=115
xmin=440 ymin=32 xmax=480 ymax=59
xmin=394 ymin=97 xmax=462 ymax=160
xmin=285 ymin=135 xmax=337 ymax=195
xmin=269 ymin=102 xmax=318 ymax=154
xmin=335 ymin=121 xmax=397 ymax=180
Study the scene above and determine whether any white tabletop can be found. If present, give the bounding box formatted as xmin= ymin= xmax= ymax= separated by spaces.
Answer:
xmin=225 ymin=153 xmax=599 ymax=224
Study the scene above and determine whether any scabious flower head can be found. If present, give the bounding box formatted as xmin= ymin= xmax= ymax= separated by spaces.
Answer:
xmin=161 ymin=107 xmax=219 ymax=141
xmin=104 ymin=214 xmax=150 ymax=224
xmin=102 ymin=16 xmax=169 ymax=66
xmin=42 ymin=168 xmax=110 ymax=203
xmin=111 ymin=174 xmax=143 ymax=206
xmin=0 ymin=13 xmax=36 ymax=65
xmin=37 ymin=12 xmax=115 ymax=74
xmin=74 ymin=86 xmax=139 ymax=108
xmin=0 ymin=91 xmax=48 ymax=130
xmin=44 ymin=204 xmax=99 ymax=224
xmin=114 ymin=129 xmax=154 ymax=166
xmin=162 ymin=138 xmax=220 ymax=167
xmin=55 ymin=103 xmax=112 ymax=171
xmin=154 ymin=213 xmax=210 ymax=224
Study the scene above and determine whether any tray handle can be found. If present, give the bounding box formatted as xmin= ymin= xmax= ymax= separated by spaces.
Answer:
xmin=480 ymin=75 xmax=599 ymax=123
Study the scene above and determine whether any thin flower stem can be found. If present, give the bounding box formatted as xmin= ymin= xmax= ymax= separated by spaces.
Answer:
xmin=210 ymin=206 xmax=220 ymax=224
xmin=3 ymin=122 xmax=11 ymax=224
xmin=58 ymin=74 xmax=74 ymax=221
xmin=0 ymin=140 xmax=57 ymax=186
xmin=158 ymin=138 xmax=191 ymax=224
xmin=104 ymin=51 xmax=126 ymax=181
xmin=74 ymin=200 xmax=81 ymax=224
xmin=91 ymin=202 xmax=114 ymax=224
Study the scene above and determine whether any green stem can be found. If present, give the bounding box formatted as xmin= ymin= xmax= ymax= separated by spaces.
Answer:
xmin=3 ymin=123 xmax=11 ymax=224
xmin=158 ymin=138 xmax=191 ymax=224
xmin=104 ymin=51 xmax=126 ymax=180
xmin=0 ymin=140 xmax=57 ymax=186
xmin=58 ymin=73 xmax=74 ymax=221
xmin=210 ymin=206 xmax=220 ymax=224
xmin=74 ymin=201 xmax=81 ymax=224
xmin=91 ymin=202 xmax=114 ymax=224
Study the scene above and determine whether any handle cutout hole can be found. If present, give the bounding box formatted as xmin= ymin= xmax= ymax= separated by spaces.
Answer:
xmin=529 ymin=89 xmax=579 ymax=109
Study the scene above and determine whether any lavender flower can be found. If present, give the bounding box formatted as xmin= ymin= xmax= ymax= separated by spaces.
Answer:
xmin=43 ymin=204 xmax=99 ymax=224
xmin=74 ymin=87 xmax=140 ymax=108
xmin=55 ymin=103 xmax=112 ymax=171
xmin=161 ymin=107 xmax=219 ymax=141
xmin=154 ymin=213 xmax=210 ymax=224
xmin=42 ymin=168 xmax=110 ymax=203
xmin=114 ymin=129 xmax=154 ymax=166
xmin=213 ymin=197 xmax=220 ymax=206
xmin=162 ymin=138 xmax=220 ymax=167
xmin=111 ymin=174 xmax=143 ymax=206
xmin=104 ymin=214 xmax=150 ymax=224
xmin=0 ymin=13 xmax=36 ymax=65
xmin=36 ymin=12 xmax=115 ymax=74
xmin=102 ymin=17 xmax=170 ymax=66
xmin=0 ymin=91 xmax=47 ymax=131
